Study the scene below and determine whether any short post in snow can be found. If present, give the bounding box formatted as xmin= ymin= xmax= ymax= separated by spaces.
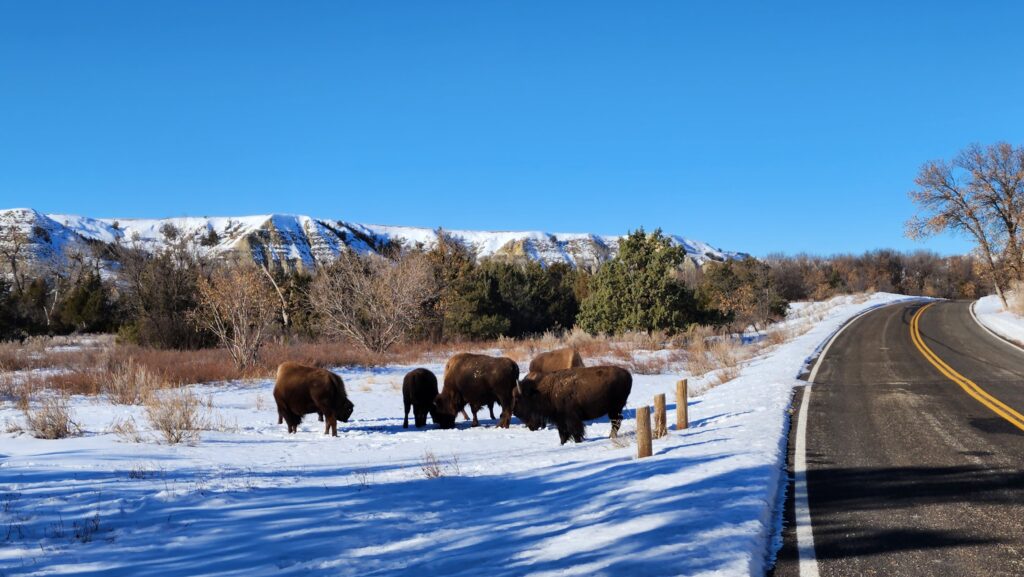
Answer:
xmin=676 ymin=378 xmax=689 ymax=430
xmin=653 ymin=393 xmax=667 ymax=439
xmin=636 ymin=406 xmax=653 ymax=459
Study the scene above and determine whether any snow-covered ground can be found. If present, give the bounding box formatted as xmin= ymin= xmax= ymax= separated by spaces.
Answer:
xmin=973 ymin=294 xmax=1024 ymax=346
xmin=0 ymin=293 xmax=908 ymax=577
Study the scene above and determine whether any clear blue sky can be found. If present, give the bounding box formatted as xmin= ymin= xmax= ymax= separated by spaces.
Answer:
xmin=1 ymin=1 xmax=1022 ymax=256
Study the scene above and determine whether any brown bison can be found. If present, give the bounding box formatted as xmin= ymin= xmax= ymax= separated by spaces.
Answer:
xmin=273 ymin=362 xmax=355 ymax=436
xmin=435 ymin=353 xmax=519 ymax=428
xmin=529 ymin=347 xmax=585 ymax=374
xmin=403 ymin=368 xmax=441 ymax=429
xmin=513 ymin=366 xmax=632 ymax=444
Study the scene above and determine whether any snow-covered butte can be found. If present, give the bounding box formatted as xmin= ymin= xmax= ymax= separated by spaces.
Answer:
xmin=0 ymin=293 xmax=910 ymax=576
xmin=0 ymin=207 xmax=744 ymax=272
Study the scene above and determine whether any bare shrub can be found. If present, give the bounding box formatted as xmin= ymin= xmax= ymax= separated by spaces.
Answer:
xmin=24 ymin=395 xmax=81 ymax=439
xmin=144 ymin=388 xmax=207 ymax=445
xmin=109 ymin=416 xmax=145 ymax=443
xmin=105 ymin=359 xmax=162 ymax=404
xmin=419 ymin=451 xmax=460 ymax=479
xmin=191 ymin=265 xmax=279 ymax=371
xmin=310 ymin=251 xmax=438 ymax=354
xmin=420 ymin=451 xmax=444 ymax=478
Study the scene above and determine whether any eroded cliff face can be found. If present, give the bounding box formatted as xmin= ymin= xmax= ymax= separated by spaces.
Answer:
xmin=0 ymin=208 xmax=741 ymax=274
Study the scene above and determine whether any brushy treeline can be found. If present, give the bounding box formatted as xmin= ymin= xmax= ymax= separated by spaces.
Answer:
xmin=0 ymin=223 xmax=989 ymax=356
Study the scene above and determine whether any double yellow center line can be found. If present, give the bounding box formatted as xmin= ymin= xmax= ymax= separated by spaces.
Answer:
xmin=910 ymin=302 xmax=1024 ymax=431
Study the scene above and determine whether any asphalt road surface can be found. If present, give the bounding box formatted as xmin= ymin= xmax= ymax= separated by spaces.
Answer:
xmin=772 ymin=300 xmax=1024 ymax=577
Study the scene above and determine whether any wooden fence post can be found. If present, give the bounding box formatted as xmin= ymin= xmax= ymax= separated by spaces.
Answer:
xmin=676 ymin=378 xmax=689 ymax=430
xmin=653 ymin=394 xmax=667 ymax=439
xmin=636 ymin=406 xmax=652 ymax=458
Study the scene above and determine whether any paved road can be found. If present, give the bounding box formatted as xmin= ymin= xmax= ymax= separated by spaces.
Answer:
xmin=773 ymin=300 xmax=1024 ymax=577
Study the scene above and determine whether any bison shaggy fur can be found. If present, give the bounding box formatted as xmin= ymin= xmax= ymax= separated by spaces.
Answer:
xmin=435 ymin=353 xmax=519 ymax=428
xmin=273 ymin=362 xmax=354 ymax=436
xmin=514 ymin=366 xmax=632 ymax=444
xmin=403 ymin=368 xmax=441 ymax=428
xmin=529 ymin=347 xmax=585 ymax=375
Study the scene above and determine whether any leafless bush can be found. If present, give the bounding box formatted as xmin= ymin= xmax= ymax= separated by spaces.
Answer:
xmin=109 ymin=416 xmax=145 ymax=443
xmin=144 ymin=388 xmax=207 ymax=445
xmin=105 ymin=359 xmax=162 ymax=404
xmin=421 ymin=451 xmax=444 ymax=478
xmin=310 ymin=251 xmax=438 ymax=354
xmin=24 ymin=395 xmax=81 ymax=439
xmin=191 ymin=265 xmax=279 ymax=371
xmin=419 ymin=451 xmax=460 ymax=479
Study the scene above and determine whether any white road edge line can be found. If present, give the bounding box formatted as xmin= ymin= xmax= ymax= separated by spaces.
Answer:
xmin=794 ymin=385 xmax=819 ymax=577
xmin=969 ymin=300 xmax=1024 ymax=354
xmin=797 ymin=303 xmax=887 ymax=577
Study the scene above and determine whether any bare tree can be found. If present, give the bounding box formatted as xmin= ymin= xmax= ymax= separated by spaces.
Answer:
xmin=0 ymin=220 xmax=30 ymax=293
xmin=191 ymin=265 xmax=279 ymax=371
xmin=906 ymin=142 xmax=1024 ymax=307
xmin=309 ymin=250 xmax=437 ymax=353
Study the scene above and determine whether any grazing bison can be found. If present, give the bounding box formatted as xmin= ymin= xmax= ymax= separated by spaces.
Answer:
xmin=403 ymin=368 xmax=441 ymax=428
xmin=514 ymin=366 xmax=632 ymax=444
xmin=529 ymin=347 xmax=585 ymax=375
xmin=273 ymin=362 xmax=354 ymax=436
xmin=435 ymin=353 xmax=519 ymax=428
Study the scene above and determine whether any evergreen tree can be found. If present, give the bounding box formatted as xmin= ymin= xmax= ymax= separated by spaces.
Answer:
xmin=577 ymin=229 xmax=700 ymax=334
xmin=58 ymin=271 xmax=114 ymax=332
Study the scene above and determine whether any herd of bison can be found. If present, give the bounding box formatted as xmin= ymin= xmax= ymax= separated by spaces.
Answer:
xmin=273 ymin=347 xmax=634 ymax=445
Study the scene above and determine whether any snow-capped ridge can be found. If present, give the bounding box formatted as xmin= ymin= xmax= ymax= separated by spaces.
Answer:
xmin=0 ymin=208 xmax=744 ymax=271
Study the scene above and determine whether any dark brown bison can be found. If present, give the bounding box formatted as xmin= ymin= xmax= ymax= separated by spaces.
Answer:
xmin=273 ymin=362 xmax=354 ymax=436
xmin=403 ymin=368 xmax=441 ymax=428
xmin=529 ymin=347 xmax=585 ymax=374
xmin=513 ymin=366 xmax=632 ymax=444
xmin=435 ymin=353 xmax=519 ymax=428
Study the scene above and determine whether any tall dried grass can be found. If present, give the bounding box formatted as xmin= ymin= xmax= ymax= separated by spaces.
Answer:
xmin=24 ymin=395 xmax=81 ymax=439
xmin=104 ymin=359 xmax=163 ymax=405
xmin=144 ymin=388 xmax=207 ymax=445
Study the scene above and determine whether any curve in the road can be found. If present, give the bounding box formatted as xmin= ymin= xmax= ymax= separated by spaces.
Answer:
xmin=773 ymin=299 xmax=1024 ymax=577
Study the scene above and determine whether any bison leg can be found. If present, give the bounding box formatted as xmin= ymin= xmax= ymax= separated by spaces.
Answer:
xmin=609 ymin=410 xmax=624 ymax=438
xmin=460 ymin=408 xmax=470 ymax=421
xmin=497 ymin=405 xmax=512 ymax=429
xmin=487 ymin=402 xmax=496 ymax=421
xmin=403 ymin=401 xmax=411 ymax=429
xmin=318 ymin=412 xmax=324 ymax=422
xmin=323 ymin=410 xmax=338 ymax=436
xmin=470 ymin=406 xmax=480 ymax=427
xmin=556 ymin=416 xmax=585 ymax=444
xmin=414 ymin=408 xmax=428 ymax=428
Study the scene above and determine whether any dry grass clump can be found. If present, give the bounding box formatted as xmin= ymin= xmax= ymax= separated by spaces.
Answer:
xmin=420 ymin=450 xmax=460 ymax=479
xmin=104 ymin=359 xmax=162 ymax=405
xmin=144 ymin=388 xmax=207 ymax=445
xmin=24 ymin=395 xmax=81 ymax=439
xmin=109 ymin=416 xmax=145 ymax=443
xmin=260 ymin=341 xmax=386 ymax=371
xmin=706 ymin=365 xmax=742 ymax=389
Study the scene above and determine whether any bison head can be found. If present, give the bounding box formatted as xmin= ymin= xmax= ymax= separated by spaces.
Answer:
xmin=513 ymin=373 xmax=546 ymax=431
xmin=337 ymin=398 xmax=355 ymax=422
xmin=431 ymin=394 xmax=458 ymax=429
